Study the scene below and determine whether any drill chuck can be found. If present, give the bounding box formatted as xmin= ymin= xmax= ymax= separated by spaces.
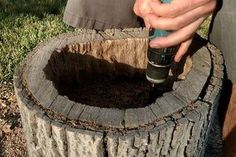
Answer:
xmin=146 ymin=46 xmax=178 ymax=84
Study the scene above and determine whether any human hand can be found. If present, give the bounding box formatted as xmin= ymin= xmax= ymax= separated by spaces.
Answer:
xmin=133 ymin=0 xmax=217 ymax=62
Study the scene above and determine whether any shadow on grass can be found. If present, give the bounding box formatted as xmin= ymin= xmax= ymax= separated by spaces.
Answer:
xmin=0 ymin=0 xmax=66 ymax=18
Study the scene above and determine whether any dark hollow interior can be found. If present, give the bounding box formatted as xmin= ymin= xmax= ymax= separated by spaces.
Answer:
xmin=44 ymin=46 xmax=170 ymax=109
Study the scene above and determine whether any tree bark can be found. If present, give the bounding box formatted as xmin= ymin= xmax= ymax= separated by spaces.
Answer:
xmin=14 ymin=28 xmax=224 ymax=157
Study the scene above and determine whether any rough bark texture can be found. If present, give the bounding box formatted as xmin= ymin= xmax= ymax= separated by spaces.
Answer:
xmin=14 ymin=29 xmax=224 ymax=157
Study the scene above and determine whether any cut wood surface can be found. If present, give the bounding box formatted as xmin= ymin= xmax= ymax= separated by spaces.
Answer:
xmin=14 ymin=28 xmax=224 ymax=157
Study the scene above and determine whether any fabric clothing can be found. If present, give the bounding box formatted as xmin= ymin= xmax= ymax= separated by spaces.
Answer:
xmin=209 ymin=0 xmax=236 ymax=83
xmin=63 ymin=0 xmax=141 ymax=30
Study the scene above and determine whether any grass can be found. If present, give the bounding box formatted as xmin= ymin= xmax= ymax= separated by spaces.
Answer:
xmin=0 ymin=14 xmax=76 ymax=83
xmin=197 ymin=16 xmax=212 ymax=39
xmin=0 ymin=0 xmax=79 ymax=83
xmin=0 ymin=0 xmax=212 ymax=84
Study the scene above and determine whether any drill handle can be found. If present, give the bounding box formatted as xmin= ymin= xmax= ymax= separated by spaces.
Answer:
xmin=149 ymin=0 xmax=173 ymax=39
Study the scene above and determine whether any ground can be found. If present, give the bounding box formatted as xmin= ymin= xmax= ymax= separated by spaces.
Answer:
xmin=0 ymin=83 xmax=26 ymax=157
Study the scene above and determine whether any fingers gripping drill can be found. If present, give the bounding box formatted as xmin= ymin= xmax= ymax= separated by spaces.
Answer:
xmin=146 ymin=0 xmax=179 ymax=102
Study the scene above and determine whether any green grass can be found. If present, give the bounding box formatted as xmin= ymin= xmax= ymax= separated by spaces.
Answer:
xmin=0 ymin=0 xmax=66 ymax=17
xmin=197 ymin=16 xmax=212 ymax=39
xmin=0 ymin=0 xmax=212 ymax=83
xmin=0 ymin=0 xmax=79 ymax=83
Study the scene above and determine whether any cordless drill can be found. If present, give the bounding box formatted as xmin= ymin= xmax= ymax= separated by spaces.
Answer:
xmin=146 ymin=0 xmax=178 ymax=85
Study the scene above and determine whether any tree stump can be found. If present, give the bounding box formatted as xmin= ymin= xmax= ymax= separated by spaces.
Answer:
xmin=14 ymin=28 xmax=224 ymax=157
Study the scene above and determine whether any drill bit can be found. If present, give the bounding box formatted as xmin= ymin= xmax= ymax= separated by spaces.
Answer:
xmin=148 ymin=83 xmax=159 ymax=104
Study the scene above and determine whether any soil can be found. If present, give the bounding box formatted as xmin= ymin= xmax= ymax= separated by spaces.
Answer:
xmin=58 ymin=78 xmax=150 ymax=109
xmin=57 ymin=78 xmax=170 ymax=109
xmin=0 ymin=83 xmax=26 ymax=157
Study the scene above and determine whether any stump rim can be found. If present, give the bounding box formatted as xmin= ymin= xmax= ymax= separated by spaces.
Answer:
xmin=14 ymin=30 xmax=223 ymax=131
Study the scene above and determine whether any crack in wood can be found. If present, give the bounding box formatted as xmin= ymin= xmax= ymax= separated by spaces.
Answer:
xmin=76 ymin=106 xmax=85 ymax=120
xmin=144 ymin=132 xmax=151 ymax=157
xmin=103 ymin=132 xmax=108 ymax=157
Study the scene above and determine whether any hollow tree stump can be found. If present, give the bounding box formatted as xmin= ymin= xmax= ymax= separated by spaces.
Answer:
xmin=14 ymin=28 xmax=224 ymax=157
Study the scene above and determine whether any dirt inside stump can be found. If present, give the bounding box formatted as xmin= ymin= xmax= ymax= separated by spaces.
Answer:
xmin=44 ymin=44 xmax=170 ymax=109
xmin=58 ymin=78 xmax=151 ymax=109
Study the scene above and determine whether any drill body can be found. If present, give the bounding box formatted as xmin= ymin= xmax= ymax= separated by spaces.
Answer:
xmin=146 ymin=0 xmax=178 ymax=84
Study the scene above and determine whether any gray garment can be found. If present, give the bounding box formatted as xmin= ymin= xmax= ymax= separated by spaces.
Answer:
xmin=209 ymin=0 xmax=236 ymax=83
xmin=63 ymin=0 xmax=141 ymax=30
